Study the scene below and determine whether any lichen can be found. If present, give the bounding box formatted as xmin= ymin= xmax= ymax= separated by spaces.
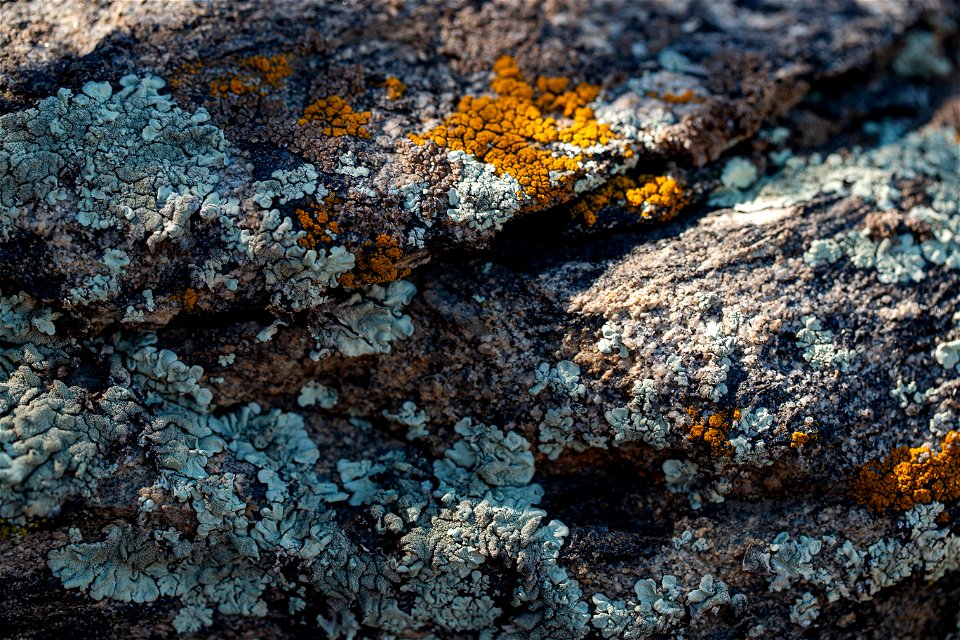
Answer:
xmin=571 ymin=174 xmax=687 ymax=227
xmin=378 ymin=76 xmax=407 ymax=100
xmin=115 ymin=333 xmax=213 ymax=410
xmin=240 ymin=208 xmax=356 ymax=311
xmin=851 ymin=431 xmax=960 ymax=512
xmin=686 ymin=406 xmax=740 ymax=457
xmin=0 ymin=346 xmax=137 ymax=521
xmin=0 ymin=290 xmax=61 ymax=344
xmin=746 ymin=503 xmax=960 ymax=606
xmin=296 ymin=381 xmax=338 ymax=409
xmin=794 ymin=315 xmax=854 ymax=371
xmin=591 ymin=573 xmax=731 ymax=639
xmin=0 ymin=75 xmax=228 ymax=245
xmin=721 ymin=157 xmax=758 ymax=190
xmin=383 ymin=401 xmax=429 ymax=440
xmin=209 ymin=53 xmax=292 ymax=97
xmin=338 ymin=234 xmax=410 ymax=287
xmin=252 ymin=164 xmax=321 ymax=208
xmin=410 ymin=55 xmax=619 ymax=212
xmin=297 ymin=95 xmax=371 ymax=138
xmin=310 ymin=279 xmax=416 ymax=358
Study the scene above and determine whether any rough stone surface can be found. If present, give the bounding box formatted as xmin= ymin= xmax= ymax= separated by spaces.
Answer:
xmin=1 ymin=1 xmax=958 ymax=639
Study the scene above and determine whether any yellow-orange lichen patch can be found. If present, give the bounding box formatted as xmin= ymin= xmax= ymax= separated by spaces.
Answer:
xmin=791 ymin=431 xmax=814 ymax=449
xmin=177 ymin=288 xmax=198 ymax=312
xmin=338 ymin=234 xmax=410 ymax=288
xmin=378 ymin=76 xmax=407 ymax=100
xmin=295 ymin=197 xmax=340 ymax=249
xmin=298 ymin=95 xmax=371 ymax=138
xmin=409 ymin=55 xmax=617 ymax=204
xmin=647 ymin=89 xmax=705 ymax=104
xmin=571 ymin=174 xmax=688 ymax=226
xmin=851 ymin=431 xmax=960 ymax=513
xmin=687 ymin=406 xmax=741 ymax=457
xmin=210 ymin=54 xmax=292 ymax=98
xmin=625 ymin=176 xmax=685 ymax=214
xmin=242 ymin=54 xmax=292 ymax=89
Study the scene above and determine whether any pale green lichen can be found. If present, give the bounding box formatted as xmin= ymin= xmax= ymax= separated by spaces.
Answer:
xmin=604 ymin=377 xmax=670 ymax=449
xmin=893 ymin=30 xmax=952 ymax=79
xmin=310 ymin=279 xmax=416 ymax=359
xmin=296 ymin=381 xmax=338 ymax=409
xmin=591 ymin=573 xmax=732 ymax=639
xmin=49 ymin=399 xmax=591 ymax=638
xmin=383 ymin=400 xmax=429 ymax=440
xmin=240 ymin=209 xmax=356 ymax=311
xmin=0 ymin=76 xmax=228 ymax=242
xmin=789 ymin=592 xmax=820 ymax=627
xmin=728 ymin=406 xmax=775 ymax=465
xmin=721 ymin=157 xmax=758 ymax=189
xmin=795 ymin=315 xmax=854 ymax=371
xmin=783 ymin=129 xmax=959 ymax=283
xmin=597 ymin=321 xmax=629 ymax=358
xmin=529 ymin=360 xmax=590 ymax=459
xmin=114 ymin=333 xmax=213 ymax=410
xmin=0 ymin=290 xmax=60 ymax=343
xmin=139 ymin=403 xmax=223 ymax=480
xmin=745 ymin=503 xmax=960 ymax=607
xmin=662 ymin=458 xmax=697 ymax=493
xmin=445 ymin=150 xmax=523 ymax=232
xmin=0 ymin=346 xmax=137 ymax=521
xmin=934 ymin=338 xmax=960 ymax=374
xmin=252 ymin=164 xmax=322 ymax=208
xmin=735 ymin=126 xmax=957 ymax=218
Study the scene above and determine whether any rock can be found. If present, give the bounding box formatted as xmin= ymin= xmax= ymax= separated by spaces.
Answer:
xmin=0 ymin=1 xmax=958 ymax=638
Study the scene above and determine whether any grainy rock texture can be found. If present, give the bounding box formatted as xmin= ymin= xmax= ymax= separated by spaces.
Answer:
xmin=0 ymin=1 xmax=958 ymax=639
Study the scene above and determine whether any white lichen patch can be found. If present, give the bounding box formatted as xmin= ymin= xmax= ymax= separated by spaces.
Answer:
xmin=445 ymin=150 xmax=522 ymax=232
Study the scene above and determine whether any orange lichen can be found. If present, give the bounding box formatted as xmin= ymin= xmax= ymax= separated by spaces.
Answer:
xmin=791 ymin=431 xmax=814 ymax=449
xmin=570 ymin=174 xmax=688 ymax=226
xmin=409 ymin=55 xmax=617 ymax=205
xmin=647 ymin=89 xmax=705 ymax=104
xmin=298 ymin=95 xmax=372 ymax=138
xmin=170 ymin=61 xmax=201 ymax=90
xmin=625 ymin=176 xmax=685 ymax=213
xmin=338 ymin=234 xmax=410 ymax=288
xmin=294 ymin=197 xmax=340 ymax=249
xmin=686 ymin=407 xmax=741 ymax=457
xmin=378 ymin=76 xmax=407 ymax=100
xmin=241 ymin=54 xmax=292 ymax=89
xmin=177 ymin=288 xmax=198 ymax=312
xmin=851 ymin=431 xmax=960 ymax=513
xmin=210 ymin=54 xmax=292 ymax=98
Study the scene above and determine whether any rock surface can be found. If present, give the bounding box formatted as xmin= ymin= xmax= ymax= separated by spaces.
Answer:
xmin=0 ymin=1 xmax=958 ymax=638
